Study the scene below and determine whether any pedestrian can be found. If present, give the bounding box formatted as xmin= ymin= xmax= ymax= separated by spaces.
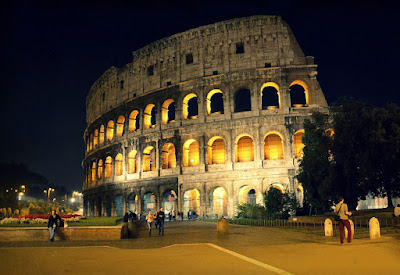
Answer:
xmin=146 ymin=210 xmax=154 ymax=236
xmin=123 ymin=212 xmax=129 ymax=223
xmin=181 ymin=211 xmax=184 ymax=220
xmin=394 ymin=204 xmax=400 ymax=218
xmin=177 ymin=211 xmax=180 ymax=221
xmin=154 ymin=210 xmax=159 ymax=229
xmin=131 ymin=211 xmax=137 ymax=222
xmin=172 ymin=211 xmax=176 ymax=221
xmin=157 ymin=207 xmax=166 ymax=235
xmin=47 ymin=210 xmax=62 ymax=242
xmin=335 ymin=197 xmax=353 ymax=245
xmin=188 ymin=211 xmax=190 ymax=220
xmin=169 ymin=212 xmax=172 ymax=221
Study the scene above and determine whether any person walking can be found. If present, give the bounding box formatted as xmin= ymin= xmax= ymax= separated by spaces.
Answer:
xmin=335 ymin=197 xmax=352 ymax=244
xmin=157 ymin=207 xmax=166 ymax=235
xmin=146 ymin=210 xmax=154 ymax=236
xmin=47 ymin=210 xmax=62 ymax=242
xmin=154 ymin=210 xmax=159 ymax=229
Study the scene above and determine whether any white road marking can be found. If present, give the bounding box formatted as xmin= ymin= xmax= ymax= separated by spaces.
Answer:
xmin=206 ymin=243 xmax=295 ymax=275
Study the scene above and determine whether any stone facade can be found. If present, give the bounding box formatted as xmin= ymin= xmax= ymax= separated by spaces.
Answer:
xmin=82 ymin=15 xmax=328 ymax=218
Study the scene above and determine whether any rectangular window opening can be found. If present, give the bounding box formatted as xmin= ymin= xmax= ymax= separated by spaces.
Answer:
xmin=102 ymin=93 xmax=105 ymax=102
xmin=186 ymin=53 xmax=193 ymax=64
xmin=213 ymin=70 xmax=218 ymax=75
xmin=147 ymin=65 xmax=154 ymax=76
xmin=264 ymin=63 xmax=271 ymax=68
xmin=236 ymin=43 xmax=244 ymax=54
xmin=120 ymin=80 xmax=124 ymax=89
xmin=166 ymin=81 xmax=172 ymax=86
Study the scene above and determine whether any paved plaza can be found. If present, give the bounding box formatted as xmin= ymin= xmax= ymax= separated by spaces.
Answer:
xmin=1 ymin=221 xmax=400 ymax=274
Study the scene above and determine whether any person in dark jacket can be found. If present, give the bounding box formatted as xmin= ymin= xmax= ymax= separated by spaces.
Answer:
xmin=47 ymin=210 xmax=62 ymax=242
xmin=157 ymin=207 xmax=166 ymax=235
xmin=123 ymin=212 xmax=129 ymax=222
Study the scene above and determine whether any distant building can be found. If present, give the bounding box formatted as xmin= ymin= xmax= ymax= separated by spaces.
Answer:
xmin=82 ymin=16 xmax=328 ymax=217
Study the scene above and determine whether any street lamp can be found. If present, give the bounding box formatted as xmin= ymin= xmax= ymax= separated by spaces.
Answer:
xmin=44 ymin=188 xmax=54 ymax=202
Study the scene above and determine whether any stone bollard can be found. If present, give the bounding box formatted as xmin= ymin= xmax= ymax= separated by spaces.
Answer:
xmin=369 ymin=217 xmax=380 ymax=239
xmin=344 ymin=219 xmax=354 ymax=240
xmin=217 ymin=218 xmax=229 ymax=234
xmin=324 ymin=218 xmax=333 ymax=236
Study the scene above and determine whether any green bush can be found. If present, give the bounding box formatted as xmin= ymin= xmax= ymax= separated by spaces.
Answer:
xmin=236 ymin=203 xmax=266 ymax=219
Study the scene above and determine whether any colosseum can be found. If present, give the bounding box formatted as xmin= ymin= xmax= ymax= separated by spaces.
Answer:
xmin=82 ymin=15 xmax=328 ymax=218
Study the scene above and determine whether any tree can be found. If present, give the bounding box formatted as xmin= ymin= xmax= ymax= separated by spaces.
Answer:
xmin=296 ymin=112 xmax=334 ymax=214
xmin=263 ymin=188 xmax=297 ymax=218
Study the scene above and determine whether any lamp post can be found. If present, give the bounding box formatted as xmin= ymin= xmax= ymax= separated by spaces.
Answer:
xmin=44 ymin=188 xmax=54 ymax=203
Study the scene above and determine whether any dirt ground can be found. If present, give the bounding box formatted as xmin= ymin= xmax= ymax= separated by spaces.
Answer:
xmin=1 ymin=221 xmax=399 ymax=274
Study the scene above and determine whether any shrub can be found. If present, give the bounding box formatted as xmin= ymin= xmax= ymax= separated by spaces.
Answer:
xmin=236 ymin=203 xmax=266 ymax=219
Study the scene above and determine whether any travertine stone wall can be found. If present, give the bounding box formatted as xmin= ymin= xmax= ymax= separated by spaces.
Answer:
xmin=82 ymin=15 xmax=328 ymax=218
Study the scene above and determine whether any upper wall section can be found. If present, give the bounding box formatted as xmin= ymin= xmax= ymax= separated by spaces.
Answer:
xmin=86 ymin=15 xmax=311 ymax=124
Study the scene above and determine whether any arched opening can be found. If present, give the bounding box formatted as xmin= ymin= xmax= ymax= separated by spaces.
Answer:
xmin=183 ymin=189 xmax=200 ymax=217
xmin=238 ymin=186 xmax=256 ymax=205
xmin=96 ymin=198 xmax=102 ymax=216
xmin=91 ymin=162 xmax=96 ymax=183
xmin=183 ymin=93 xmax=198 ymax=119
xmin=128 ymin=150 xmax=137 ymax=174
xmin=106 ymin=120 xmax=114 ymax=141
xmin=93 ymin=129 xmax=99 ymax=148
xmin=294 ymin=130 xmax=305 ymax=158
xmin=183 ymin=139 xmax=199 ymax=167
xmin=104 ymin=196 xmax=112 ymax=217
xmin=211 ymin=187 xmax=228 ymax=218
xmin=261 ymin=82 xmax=280 ymax=109
xmin=115 ymin=153 xmax=123 ymax=176
xmin=97 ymin=159 xmax=103 ymax=179
xmin=208 ymin=137 xmax=226 ymax=164
xmin=127 ymin=193 xmax=138 ymax=213
xmin=115 ymin=195 xmax=123 ymax=217
xmin=207 ymin=89 xmax=224 ymax=114
xmin=289 ymin=80 xmax=309 ymax=107
xmin=105 ymin=156 xmax=112 ymax=178
xmin=264 ymin=132 xmax=284 ymax=160
xmin=161 ymin=143 xmax=176 ymax=169
xmin=99 ymin=125 xmax=105 ymax=145
xmin=162 ymin=190 xmax=177 ymax=215
xmin=144 ymin=104 xmax=156 ymax=129
xmin=234 ymin=88 xmax=251 ymax=112
xmin=129 ymin=110 xmax=140 ymax=132
xmin=89 ymin=134 xmax=93 ymax=151
xmin=143 ymin=192 xmax=156 ymax=214
xmin=162 ymin=99 xmax=175 ymax=124
xmin=236 ymin=135 xmax=254 ymax=162
xmin=267 ymin=184 xmax=285 ymax=194
xmin=143 ymin=146 xmax=156 ymax=172
xmin=116 ymin=116 xmax=125 ymax=137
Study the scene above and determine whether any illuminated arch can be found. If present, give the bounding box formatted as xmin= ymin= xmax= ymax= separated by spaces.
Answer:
xmin=129 ymin=110 xmax=139 ymax=132
xmin=143 ymin=146 xmax=156 ymax=171
xmin=294 ymin=129 xmax=305 ymax=158
xmin=207 ymin=136 xmax=226 ymax=164
xmin=183 ymin=188 xmax=200 ymax=215
xmin=234 ymin=88 xmax=251 ymax=112
xmin=238 ymin=186 xmax=256 ymax=205
xmin=183 ymin=93 xmax=198 ymax=120
xmin=89 ymin=134 xmax=93 ymax=151
xmin=267 ymin=184 xmax=285 ymax=193
xmin=115 ymin=153 xmax=123 ymax=176
xmin=97 ymin=159 xmax=103 ymax=179
xmin=106 ymin=120 xmax=114 ymax=141
xmin=183 ymin=139 xmax=199 ymax=167
xmin=99 ymin=125 xmax=105 ymax=145
xmin=104 ymin=156 xmax=112 ymax=178
xmin=161 ymin=143 xmax=176 ymax=169
xmin=116 ymin=116 xmax=125 ymax=137
xmin=235 ymin=134 xmax=254 ymax=162
xmin=289 ymin=80 xmax=309 ymax=107
xmin=128 ymin=150 xmax=137 ymax=174
xmin=264 ymin=131 xmax=284 ymax=160
xmin=144 ymin=104 xmax=156 ymax=129
xmin=261 ymin=82 xmax=280 ymax=109
xmin=206 ymin=89 xmax=224 ymax=115
xmin=211 ymin=187 xmax=228 ymax=217
xmin=93 ymin=129 xmax=99 ymax=148
xmin=91 ymin=162 xmax=96 ymax=182
xmin=162 ymin=99 xmax=175 ymax=124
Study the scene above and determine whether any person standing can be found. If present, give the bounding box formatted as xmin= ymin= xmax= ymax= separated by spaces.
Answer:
xmin=47 ymin=210 xmax=62 ymax=242
xmin=146 ymin=210 xmax=154 ymax=236
xmin=335 ymin=197 xmax=352 ymax=244
xmin=157 ymin=207 xmax=166 ymax=235
xmin=154 ymin=210 xmax=159 ymax=229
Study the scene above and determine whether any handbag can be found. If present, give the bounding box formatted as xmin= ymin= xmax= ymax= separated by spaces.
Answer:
xmin=334 ymin=204 xmax=342 ymax=222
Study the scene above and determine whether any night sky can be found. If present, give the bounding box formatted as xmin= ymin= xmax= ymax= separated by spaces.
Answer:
xmin=1 ymin=1 xmax=399 ymax=192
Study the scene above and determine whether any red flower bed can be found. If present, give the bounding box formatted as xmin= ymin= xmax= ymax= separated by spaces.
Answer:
xmin=13 ymin=214 xmax=81 ymax=219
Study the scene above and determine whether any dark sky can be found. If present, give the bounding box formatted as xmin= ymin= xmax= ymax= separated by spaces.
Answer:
xmin=1 ymin=0 xmax=399 ymax=192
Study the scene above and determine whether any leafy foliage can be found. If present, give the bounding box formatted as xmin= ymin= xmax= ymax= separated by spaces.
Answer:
xmin=236 ymin=203 xmax=266 ymax=219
